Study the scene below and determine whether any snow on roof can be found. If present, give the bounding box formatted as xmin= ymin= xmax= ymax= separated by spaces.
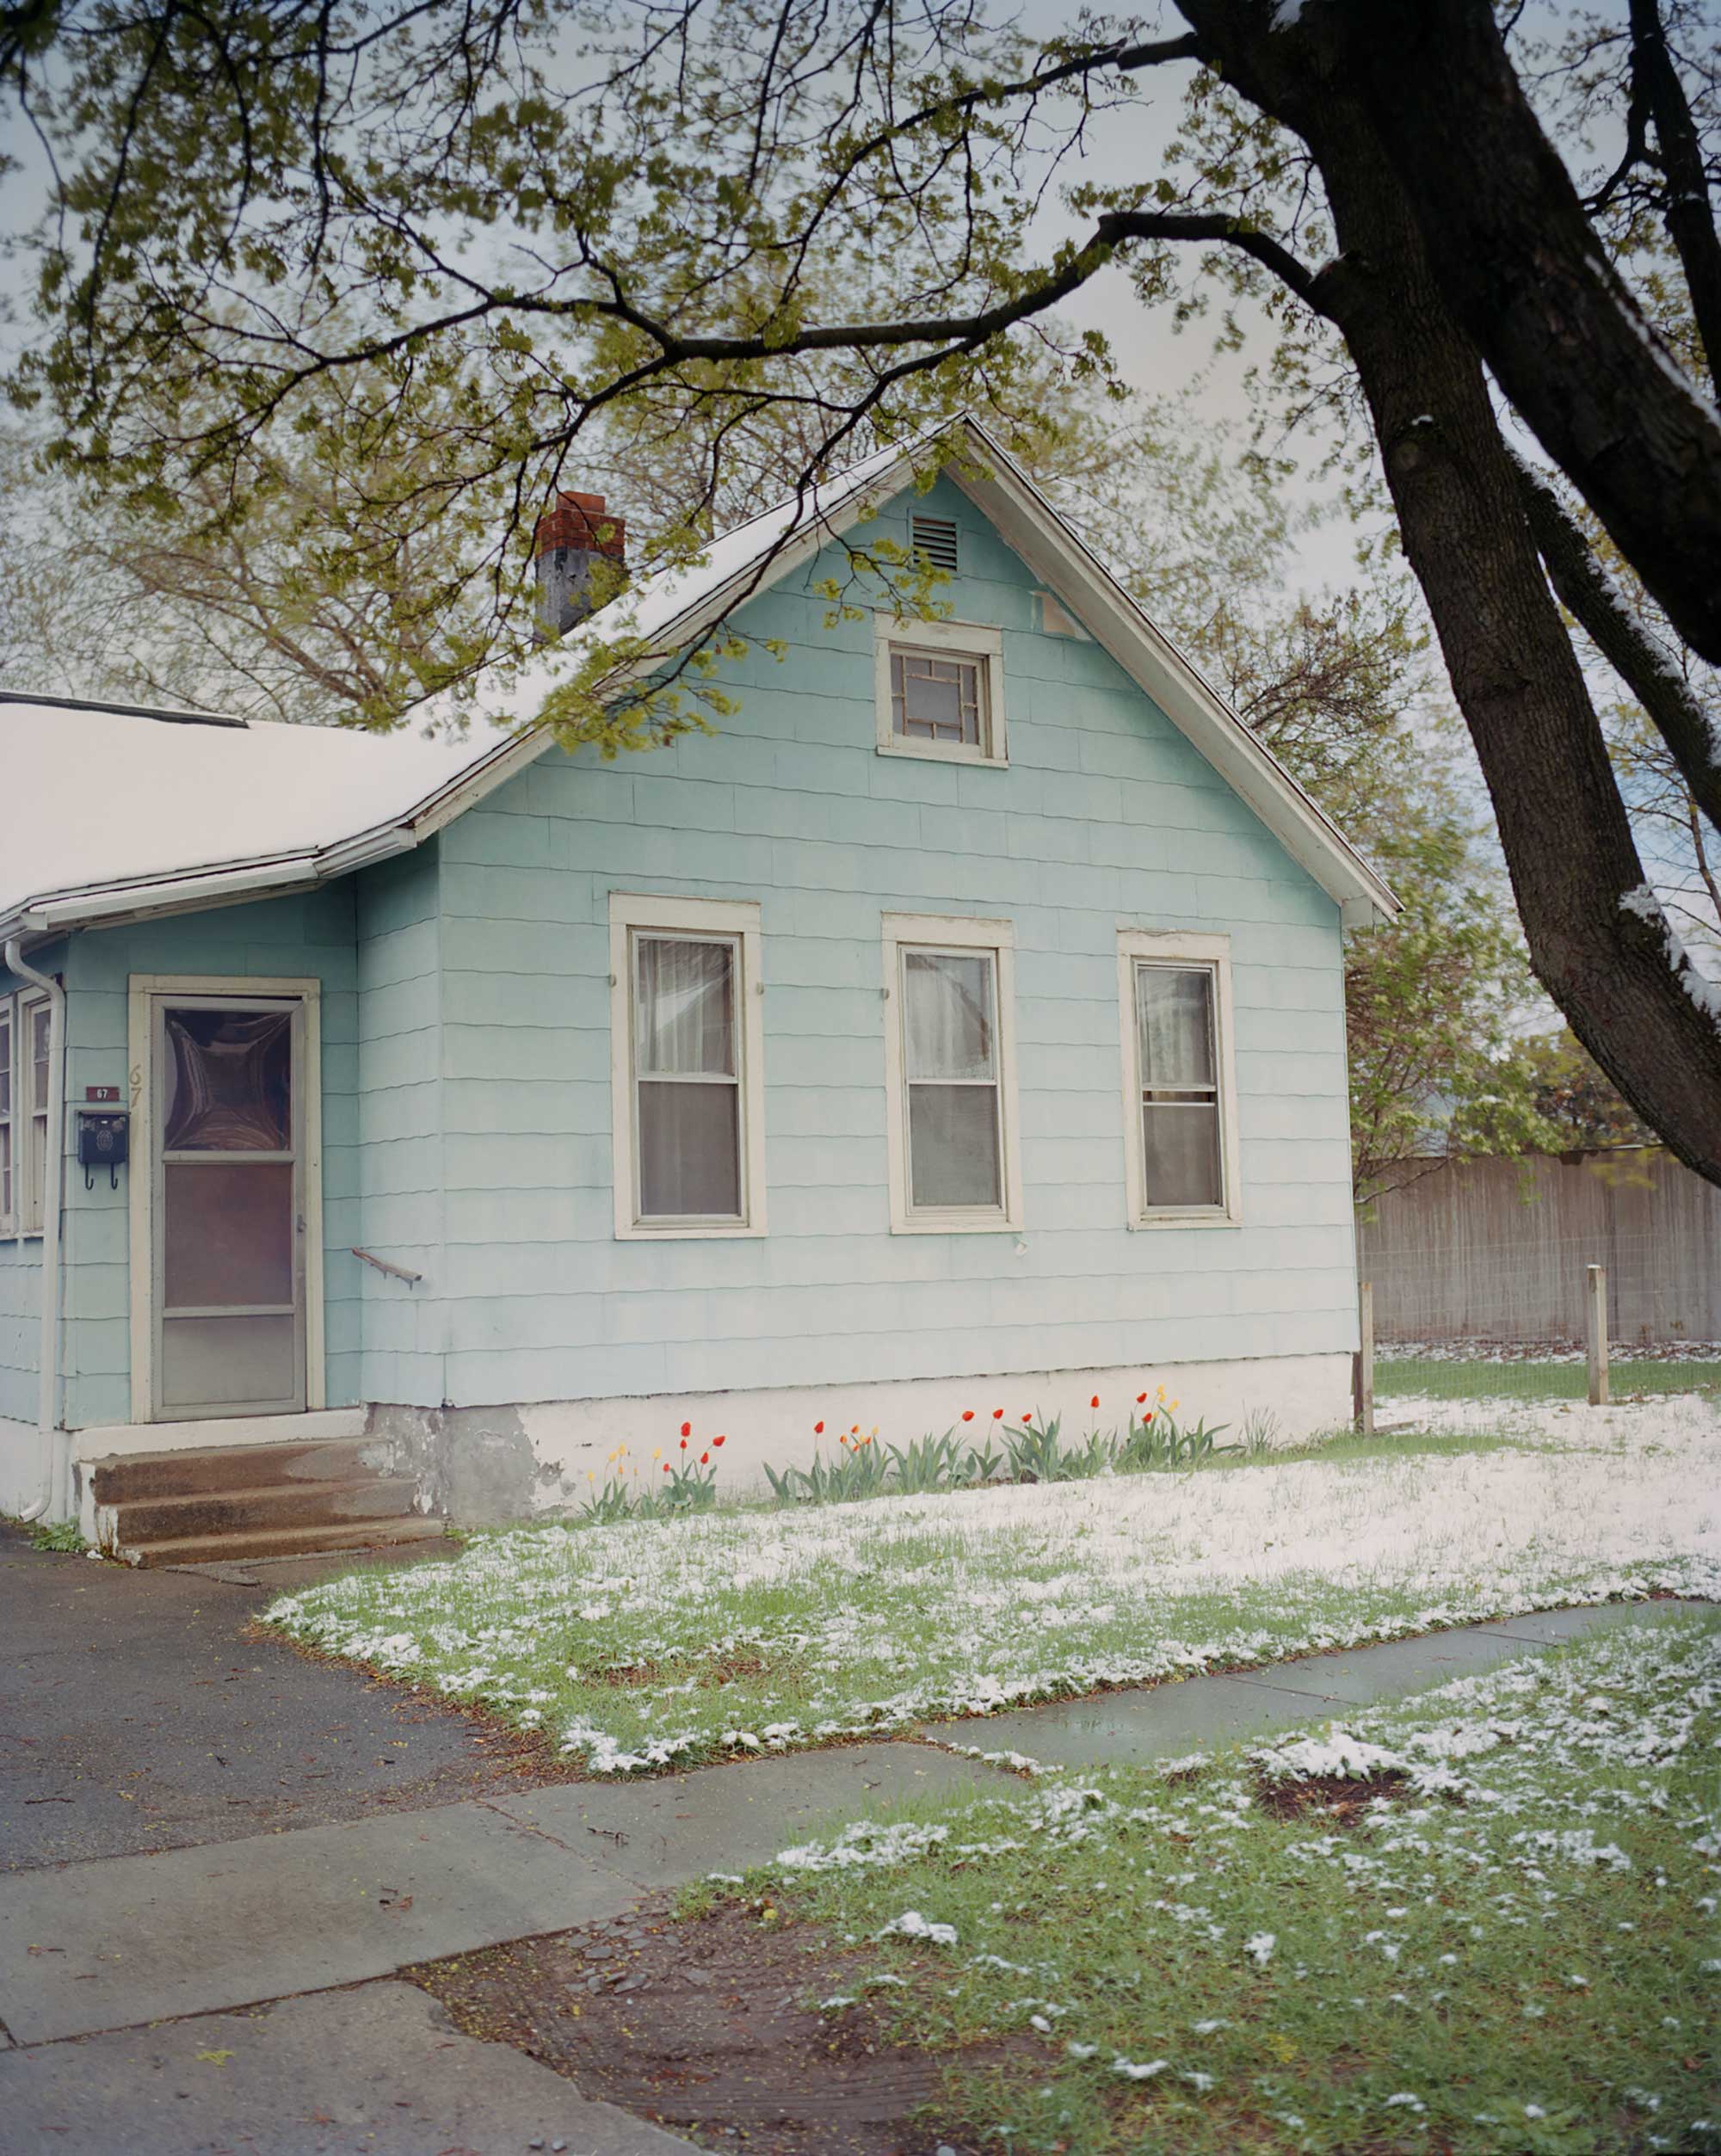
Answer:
xmin=0 ymin=436 xmax=912 ymax=939
xmin=3 ymin=421 xmax=1395 ymax=939
xmin=0 ymin=695 xmax=486 ymax=930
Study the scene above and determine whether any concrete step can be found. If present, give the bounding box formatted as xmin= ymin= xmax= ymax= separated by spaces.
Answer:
xmin=89 ymin=1438 xmax=392 ymax=1506
xmin=118 ymin=1516 xmax=448 ymax=1569
xmin=109 ymin=1475 xmax=423 ymax=1545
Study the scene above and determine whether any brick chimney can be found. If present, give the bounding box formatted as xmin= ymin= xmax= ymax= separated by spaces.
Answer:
xmin=533 ymin=490 xmax=627 ymax=637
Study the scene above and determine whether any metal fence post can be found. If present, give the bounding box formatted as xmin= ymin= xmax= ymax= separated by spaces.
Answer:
xmin=1586 ymin=1262 xmax=1609 ymax=1406
xmin=1354 ymin=1279 xmax=1375 ymax=1434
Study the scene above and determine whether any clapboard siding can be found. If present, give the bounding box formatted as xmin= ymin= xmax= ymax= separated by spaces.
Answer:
xmin=354 ymin=841 xmax=447 ymax=1408
xmin=0 ymin=954 xmax=52 ymax=1425
xmin=26 ymin=472 xmax=1360 ymax=1435
xmin=423 ymin=474 xmax=1358 ymax=1408
xmin=57 ymin=891 xmax=362 ymax=1426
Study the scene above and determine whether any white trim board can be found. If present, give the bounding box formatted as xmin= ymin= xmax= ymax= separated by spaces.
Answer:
xmin=880 ymin=910 xmax=1025 ymax=1236
xmin=1115 ymin=929 xmax=1244 ymax=1230
xmin=607 ymin=893 xmax=768 ymax=1241
xmin=872 ymin=614 xmax=1008 ymax=767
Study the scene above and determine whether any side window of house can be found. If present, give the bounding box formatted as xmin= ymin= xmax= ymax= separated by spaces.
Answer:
xmin=882 ymin=915 xmax=1023 ymax=1233
xmin=1118 ymin=932 xmax=1242 ymax=1226
xmin=608 ymin=895 xmax=767 ymax=1238
xmin=0 ymin=998 xmax=12 ymax=1234
xmin=873 ymin=618 xmax=1006 ymax=767
xmin=25 ymin=995 xmax=50 ymax=1235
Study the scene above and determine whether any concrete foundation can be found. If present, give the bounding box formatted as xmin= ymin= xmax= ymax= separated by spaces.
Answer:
xmin=367 ymin=1349 xmax=1354 ymax=1521
xmin=5 ymin=1352 xmax=1354 ymax=1532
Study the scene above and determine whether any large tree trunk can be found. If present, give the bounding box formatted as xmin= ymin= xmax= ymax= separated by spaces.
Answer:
xmin=1318 ymin=0 xmax=1721 ymax=668
xmin=1177 ymin=0 xmax=1721 ymax=1186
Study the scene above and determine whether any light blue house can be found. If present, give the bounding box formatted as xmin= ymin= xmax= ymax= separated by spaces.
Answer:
xmin=0 ymin=420 xmax=1395 ymax=1558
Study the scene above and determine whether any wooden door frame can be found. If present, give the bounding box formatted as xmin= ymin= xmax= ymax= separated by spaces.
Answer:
xmin=127 ymin=975 xmax=324 ymax=1424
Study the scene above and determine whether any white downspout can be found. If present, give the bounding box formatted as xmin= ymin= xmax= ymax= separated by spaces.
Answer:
xmin=5 ymin=938 xmax=66 ymax=1523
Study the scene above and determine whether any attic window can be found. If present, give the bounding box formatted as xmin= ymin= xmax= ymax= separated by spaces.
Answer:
xmin=873 ymin=618 xmax=1006 ymax=766
xmin=910 ymin=514 xmax=959 ymax=572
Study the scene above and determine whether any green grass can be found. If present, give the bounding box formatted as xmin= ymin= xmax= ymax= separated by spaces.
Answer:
xmin=1376 ymin=1356 xmax=1721 ymax=1402
xmin=264 ymin=1424 xmax=1719 ymax=1777
xmin=697 ymin=1615 xmax=1721 ymax=2154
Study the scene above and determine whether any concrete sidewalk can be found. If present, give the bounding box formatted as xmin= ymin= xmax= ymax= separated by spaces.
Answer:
xmin=1 ymin=1595 xmax=1708 ymax=2153
xmin=919 ymin=1596 xmax=1711 ymax=1763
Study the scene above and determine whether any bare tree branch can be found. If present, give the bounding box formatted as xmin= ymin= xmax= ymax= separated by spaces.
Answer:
xmin=1627 ymin=0 xmax=1721 ymax=387
xmin=1514 ymin=453 xmax=1721 ymax=834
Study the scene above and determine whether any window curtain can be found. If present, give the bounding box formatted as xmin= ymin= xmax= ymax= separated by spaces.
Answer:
xmin=1136 ymin=965 xmax=1222 ymax=1207
xmin=635 ymin=937 xmax=741 ymax=1217
xmin=904 ymin=949 xmax=1001 ymax=1208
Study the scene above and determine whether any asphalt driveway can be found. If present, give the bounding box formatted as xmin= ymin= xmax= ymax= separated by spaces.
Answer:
xmin=0 ymin=1523 xmax=564 ymax=1871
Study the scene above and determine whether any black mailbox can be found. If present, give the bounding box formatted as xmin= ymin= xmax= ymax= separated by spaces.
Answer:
xmin=77 ymin=1110 xmax=129 ymax=1190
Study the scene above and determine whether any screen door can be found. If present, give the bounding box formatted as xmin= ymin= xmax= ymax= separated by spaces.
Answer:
xmin=151 ymin=996 xmax=307 ymax=1419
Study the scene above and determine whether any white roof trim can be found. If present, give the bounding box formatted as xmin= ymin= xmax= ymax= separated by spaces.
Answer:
xmin=943 ymin=427 xmax=1398 ymax=920
xmin=3 ymin=416 xmax=1394 ymax=942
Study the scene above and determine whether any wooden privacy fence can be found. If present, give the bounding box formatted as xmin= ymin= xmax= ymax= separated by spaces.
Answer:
xmin=1356 ymin=1149 xmax=1721 ymax=1348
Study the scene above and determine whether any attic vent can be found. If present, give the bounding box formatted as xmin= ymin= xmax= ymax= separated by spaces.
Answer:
xmin=910 ymin=514 xmax=959 ymax=573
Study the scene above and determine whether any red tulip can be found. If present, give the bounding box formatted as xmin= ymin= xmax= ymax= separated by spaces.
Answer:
xmin=662 ymin=1463 xmax=671 ymax=1474
xmin=1090 ymin=1395 xmax=1101 ymax=1410
xmin=713 ymin=1434 xmax=726 ymax=1448
xmin=1021 ymin=1413 xmax=1032 ymax=1425
xmin=961 ymin=1410 xmax=975 ymax=1423
xmin=992 ymin=1408 xmax=1003 ymax=1421
xmin=1136 ymin=1392 xmax=1148 ymax=1405
xmin=1144 ymin=1412 xmax=1154 ymax=1424
xmin=814 ymin=1420 xmax=824 ymax=1435
xmin=680 ymin=1438 xmax=688 ymax=1451
xmin=700 ymin=1451 xmax=710 ymax=1465
xmin=680 ymin=1421 xmax=692 ymax=1438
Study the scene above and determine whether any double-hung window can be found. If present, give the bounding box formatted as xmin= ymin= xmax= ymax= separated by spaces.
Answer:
xmin=1118 ymin=932 xmax=1242 ymax=1226
xmin=873 ymin=618 xmax=1006 ymax=766
xmin=883 ymin=915 xmax=1023 ymax=1232
xmin=25 ymin=997 xmax=50 ymax=1233
xmin=609 ymin=894 xmax=767 ymax=1237
xmin=0 ymin=999 xmax=13 ymax=1235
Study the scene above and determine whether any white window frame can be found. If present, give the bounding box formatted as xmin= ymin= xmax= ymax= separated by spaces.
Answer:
xmin=873 ymin=616 xmax=1007 ymax=767
xmin=882 ymin=912 xmax=1024 ymax=1235
xmin=608 ymin=893 xmax=768 ymax=1240
xmin=17 ymin=988 xmax=51 ymax=1238
xmin=1117 ymin=930 xmax=1243 ymax=1229
xmin=0 ymin=994 xmax=15 ymax=1237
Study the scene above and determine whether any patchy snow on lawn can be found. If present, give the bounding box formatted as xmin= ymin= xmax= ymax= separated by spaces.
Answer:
xmin=265 ymin=1402 xmax=1721 ymax=1775
xmin=1383 ymin=1392 xmax=1721 ymax=1449
xmin=750 ymin=1615 xmax=1721 ymax=2153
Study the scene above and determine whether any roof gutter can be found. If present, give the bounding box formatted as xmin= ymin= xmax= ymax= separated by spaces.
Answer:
xmin=4 ymin=938 xmax=66 ymax=1523
xmin=3 ymin=824 xmax=424 ymax=946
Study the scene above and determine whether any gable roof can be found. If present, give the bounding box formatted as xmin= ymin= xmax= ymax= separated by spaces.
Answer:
xmin=1 ymin=418 xmax=1395 ymax=945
